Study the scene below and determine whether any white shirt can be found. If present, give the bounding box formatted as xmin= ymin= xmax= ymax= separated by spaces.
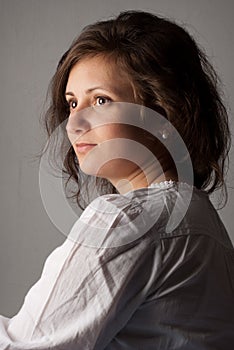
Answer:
xmin=0 ymin=182 xmax=234 ymax=349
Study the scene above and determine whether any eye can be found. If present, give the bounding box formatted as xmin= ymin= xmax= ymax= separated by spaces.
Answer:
xmin=95 ymin=96 xmax=111 ymax=106
xmin=68 ymin=99 xmax=78 ymax=110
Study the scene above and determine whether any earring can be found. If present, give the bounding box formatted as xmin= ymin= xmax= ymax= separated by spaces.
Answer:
xmin=161 ymin=129 xmax=169 ymax=139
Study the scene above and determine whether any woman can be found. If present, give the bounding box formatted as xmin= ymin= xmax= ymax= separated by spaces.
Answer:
xmin=0 ymin=10 xmax=233 ymax=350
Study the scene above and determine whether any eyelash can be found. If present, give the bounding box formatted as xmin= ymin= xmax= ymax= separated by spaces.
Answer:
xmin=67 ymin=99 xmax=77 ymax=110
xmin=95 ymin=96 xmax=112 ymax=106
xmin=67 ymin=96 xmax=112 ymax=111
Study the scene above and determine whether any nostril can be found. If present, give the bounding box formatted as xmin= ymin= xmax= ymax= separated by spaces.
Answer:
xmin=67 ymin=127 xmax=82 ymax=136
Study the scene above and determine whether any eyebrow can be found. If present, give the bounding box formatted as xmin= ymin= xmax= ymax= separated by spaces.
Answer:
xmin=65 ymin=86 xmax=112 ymax=96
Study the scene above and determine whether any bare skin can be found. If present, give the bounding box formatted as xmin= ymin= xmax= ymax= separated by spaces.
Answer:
xmin=65 ymin=55 xmax=177 ymax=194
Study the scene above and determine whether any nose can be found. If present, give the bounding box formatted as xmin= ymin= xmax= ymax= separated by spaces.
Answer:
xmin=65 ymin=108 xmax=91 ymax=143
xmin=66 ymin=111 xmax=91 ymax=145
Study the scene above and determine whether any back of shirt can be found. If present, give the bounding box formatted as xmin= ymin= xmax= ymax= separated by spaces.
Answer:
xmin=98 ymin=184 xmax=234 ymax=349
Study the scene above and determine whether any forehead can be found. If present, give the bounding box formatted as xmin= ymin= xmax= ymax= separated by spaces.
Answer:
xmin=66 ymin=55 xmax=133 ymax=94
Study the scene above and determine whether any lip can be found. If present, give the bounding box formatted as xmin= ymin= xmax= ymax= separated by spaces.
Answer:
xmin=75 ymin=143 xmax=97 ymax=154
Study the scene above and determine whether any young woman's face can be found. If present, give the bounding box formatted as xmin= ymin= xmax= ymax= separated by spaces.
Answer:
xmin=65 ymin=55 xmax=169 ymax=192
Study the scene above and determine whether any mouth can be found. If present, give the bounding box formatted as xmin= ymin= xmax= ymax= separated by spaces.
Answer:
xmin=75 ymin=143 xmax=98 ymax=154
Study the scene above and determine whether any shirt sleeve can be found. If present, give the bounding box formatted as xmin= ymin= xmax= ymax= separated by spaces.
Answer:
xmin=0 ymin=194 xmax=162 ymax=350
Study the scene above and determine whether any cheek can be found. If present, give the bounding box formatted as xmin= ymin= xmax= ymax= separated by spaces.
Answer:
xmin=94 ymin=124 xmax=160 ymax=160
xmin=95 ymin=125 xmax=121 ymax=140
xmin=95 ymin=124 xmax=139 ymax=141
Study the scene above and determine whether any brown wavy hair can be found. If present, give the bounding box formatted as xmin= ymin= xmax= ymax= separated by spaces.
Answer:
xmin=39 ymin=10 xmax=231 ymax=209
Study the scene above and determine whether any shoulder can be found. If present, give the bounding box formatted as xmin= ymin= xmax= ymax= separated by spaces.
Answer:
xmin=68 ymin=182 xmax=221 ymax=249
xmin=69 ymin=188 xmax=167 ymax=249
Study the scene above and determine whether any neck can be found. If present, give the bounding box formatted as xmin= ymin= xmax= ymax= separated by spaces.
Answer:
xmin=110 ymin=161 xmax=178 ymax=194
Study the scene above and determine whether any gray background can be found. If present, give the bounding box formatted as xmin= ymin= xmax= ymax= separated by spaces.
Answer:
xmin=0 ymin=0 xmax=233 ymax=317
